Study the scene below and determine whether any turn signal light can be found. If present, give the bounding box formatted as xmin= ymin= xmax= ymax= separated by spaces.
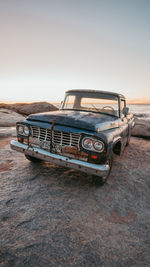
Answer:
xmin=91 ymin=155 xmax=98 ymax=160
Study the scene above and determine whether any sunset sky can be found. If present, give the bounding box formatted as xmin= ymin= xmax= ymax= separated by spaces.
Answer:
xmin=0 ymin=0 xmax=150 ymax=102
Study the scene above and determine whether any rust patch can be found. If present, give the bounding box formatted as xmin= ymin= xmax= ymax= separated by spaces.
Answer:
xmin=0 ymin=160 xmax=14 ymax=172
xmin=62 ymin=146 xmax=87 ymax=157
xmin=62 ymin=146 xmax=78 ymax=154
xmin=106 ymin=210 xmax=137 ymax=225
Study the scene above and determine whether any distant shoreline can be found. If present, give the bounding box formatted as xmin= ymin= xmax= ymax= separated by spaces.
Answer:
xmin=127 ymin=99 xmax=150 ymax=104
xmin=1 ymin=101 xmax=150 ymax=105
xmin=127 ymin=103 xmax=150 ymax=105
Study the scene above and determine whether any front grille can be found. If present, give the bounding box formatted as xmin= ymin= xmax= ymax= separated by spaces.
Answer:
xmin=31 ymin=126 xmax=51 ymax=141
xmin=30 ymin=126 xmax=80 ymax=148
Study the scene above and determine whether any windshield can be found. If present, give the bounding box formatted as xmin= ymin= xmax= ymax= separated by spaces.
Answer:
xmin=62 ymin=93 xmax=119 ymax=117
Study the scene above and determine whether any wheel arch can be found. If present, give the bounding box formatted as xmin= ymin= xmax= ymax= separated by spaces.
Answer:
xmin=112 ymin=137 xmax=122 ymax=155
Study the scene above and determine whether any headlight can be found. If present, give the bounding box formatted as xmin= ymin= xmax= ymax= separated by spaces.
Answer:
xmin=82 ymin=138 xmax=93 ymax=150
xmin=24 ymin=126 xmax=30 ymax=135
xmin=17 ymin=124 xmax=30 ymax=136
xmin=18 ymin=125 xmax=24 ymax=134
xmin=82 ymin=137 xmax=105 ymax=153
xmin=93 ymin=141 xmax=104 ymax=152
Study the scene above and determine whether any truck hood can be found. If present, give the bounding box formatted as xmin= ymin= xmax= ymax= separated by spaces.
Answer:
xmin=27 ymin=110 xmax=119 ymax=132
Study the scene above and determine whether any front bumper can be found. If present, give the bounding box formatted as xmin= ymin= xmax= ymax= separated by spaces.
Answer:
xmin=10 ymin=140 xmax=110 ymax=177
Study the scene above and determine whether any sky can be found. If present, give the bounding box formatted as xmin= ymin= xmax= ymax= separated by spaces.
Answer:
xmin=0 ymin=0 xmax=150 ymax=102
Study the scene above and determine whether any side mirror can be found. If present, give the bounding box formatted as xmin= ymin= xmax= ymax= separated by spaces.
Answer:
xmin=122 ymin=107 xmax=129 ymax=116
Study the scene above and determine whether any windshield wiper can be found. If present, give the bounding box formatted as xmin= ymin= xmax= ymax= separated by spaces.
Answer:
xmin=91 ymin=104 xmax=100 ymax=112
xmin=62 ymin=108 xmax=118 ymax=117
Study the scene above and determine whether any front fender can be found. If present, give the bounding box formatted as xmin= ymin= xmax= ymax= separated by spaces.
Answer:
xmin=98 ymin=127 xmax=123 ymax=157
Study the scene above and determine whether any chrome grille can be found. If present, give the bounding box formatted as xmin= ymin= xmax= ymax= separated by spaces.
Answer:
xmin=31 ymin=126 xmax=51 ymax=141
xmin=30 ymin=126 xmax=80 ymax=148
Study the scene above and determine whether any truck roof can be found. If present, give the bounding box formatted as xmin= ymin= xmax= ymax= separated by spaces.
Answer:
xmin=66 ymin=89 xmax=126 ymax=99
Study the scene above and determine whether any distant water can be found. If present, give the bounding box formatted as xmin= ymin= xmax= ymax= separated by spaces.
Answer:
xmin=127 ymin=104 xmax=150 ymax=120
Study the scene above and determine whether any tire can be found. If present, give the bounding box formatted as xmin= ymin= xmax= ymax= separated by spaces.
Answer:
xmin=126 ymin=127 xmax=132 ymax=146
xmin=25 ymin=155 xmax=41 ymax=162
xmin=92 ymin=157 xmax=113 ymax=185
xmin=126 ymin=133 xmax=131 ymax=146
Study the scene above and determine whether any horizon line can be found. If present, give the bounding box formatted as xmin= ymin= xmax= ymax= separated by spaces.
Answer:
xmin=1 ymin=99 xmax=150 ymax=105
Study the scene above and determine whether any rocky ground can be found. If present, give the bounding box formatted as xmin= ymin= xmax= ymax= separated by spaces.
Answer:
xmin=0 ymin=131 xmax=150 ymax=266
xmin=0 ymin=103 xmax=150 ymax=266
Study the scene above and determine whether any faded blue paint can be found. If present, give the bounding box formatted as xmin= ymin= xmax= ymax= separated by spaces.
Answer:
xmin=27 ymin=110 xmax=119 ymax=132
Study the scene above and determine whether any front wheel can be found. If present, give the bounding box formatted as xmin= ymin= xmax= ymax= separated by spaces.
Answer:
xmin=92 ymin=157 xmax=113 ymax=185
xmin=126 ymin=131 xmax=131 ymax=146
xmin=25 ymin=155 xmax=41 ymax=162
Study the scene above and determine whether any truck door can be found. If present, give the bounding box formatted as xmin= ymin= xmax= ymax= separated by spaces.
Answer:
xmin=120 ymin=99 xmax=129 ymax=146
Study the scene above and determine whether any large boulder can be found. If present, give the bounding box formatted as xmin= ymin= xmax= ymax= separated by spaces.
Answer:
xmin=4 ymin=102 xmax=58 ymax=115
xmin=0 ymin=102 xmax=58 ymax=127
xmin=132 ymin=116 xmax=150 ymax=138
xmin=0 ymin=109 xmax=25 ymax=127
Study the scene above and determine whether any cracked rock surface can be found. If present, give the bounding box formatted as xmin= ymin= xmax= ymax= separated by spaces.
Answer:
xmin=0 ymin=135 xmax=150 ymax=266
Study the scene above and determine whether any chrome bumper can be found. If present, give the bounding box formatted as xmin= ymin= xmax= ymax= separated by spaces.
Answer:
xmin=10 ymin=140 xmax=110 ymax=177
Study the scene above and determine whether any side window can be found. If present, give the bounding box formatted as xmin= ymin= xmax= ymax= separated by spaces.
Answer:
xmin=120 ymin=99 xmax=126 ymax=116
xmin=63 ymin=95 xmax=76 ymax=109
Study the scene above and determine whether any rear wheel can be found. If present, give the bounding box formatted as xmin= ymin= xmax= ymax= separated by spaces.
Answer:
xmin=92 ymin=157 xmax=113 ymax=185
xmin=25 ymin=155 xmax=41 ymax=162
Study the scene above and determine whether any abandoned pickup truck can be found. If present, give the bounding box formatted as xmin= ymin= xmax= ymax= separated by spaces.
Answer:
xmin=11 ymin=90 xmax=134 ymax=184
